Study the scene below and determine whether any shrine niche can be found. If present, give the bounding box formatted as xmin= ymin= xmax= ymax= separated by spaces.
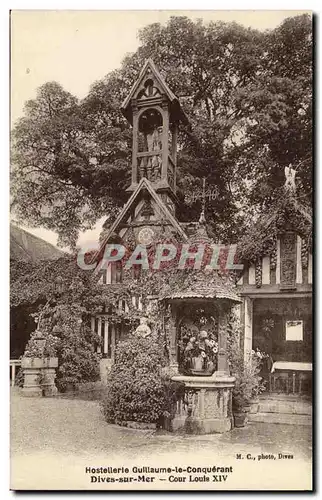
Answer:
xmin=177 ymin=305 xmax=219 ymax=376
xmin=162 ymin=273 xmax=241 ymax=433
xmin=137 ymin=108 xmax=163 ymax=183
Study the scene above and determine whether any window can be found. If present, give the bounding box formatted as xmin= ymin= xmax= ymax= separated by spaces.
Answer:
xmin=110 ymin=261 xmax=122 ymax=283
xmin=285 ymin=320 xmax=303 ymax=341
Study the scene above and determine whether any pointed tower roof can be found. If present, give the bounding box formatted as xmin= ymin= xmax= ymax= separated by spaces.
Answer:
xmin=189 ymin=210 xmax=212 ymax=245
xmin=121 ymin=59 xmax=189 ymax=125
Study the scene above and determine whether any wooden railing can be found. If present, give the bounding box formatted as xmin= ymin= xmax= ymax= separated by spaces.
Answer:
xmin=268 ymin=370 xmax=312 ymax=395
xmin=10 ymin=359 xmax=22 ymax=387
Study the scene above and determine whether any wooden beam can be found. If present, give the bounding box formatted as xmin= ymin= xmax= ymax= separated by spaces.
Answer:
xmin=249 ymin=264 xmax=256 ymax=285
xmin=276 ymin=238 xmax=281 ymax=284
xmin=308 ymin=253 xmax=313 ymax=284
xmin=262 ymin=256 xmax=270 ymax=285
xmin=244 ymin=297 xmax=253 ymax=364
xmin=97 ymin=317 xmax=102 ymax=354
xmin=296 ymin=236 xmax=303 ymax=284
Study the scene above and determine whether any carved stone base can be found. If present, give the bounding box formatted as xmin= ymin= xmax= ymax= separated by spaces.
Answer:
xmin=42 ymin=368 xmax=58 ymax=397
xmin=21 ymin=357 xmax=58 ymax=397
xmin=171 ymin=373 xmax=235 ymax=434
xmin=21 ymin=368 xmax=42 ymax=397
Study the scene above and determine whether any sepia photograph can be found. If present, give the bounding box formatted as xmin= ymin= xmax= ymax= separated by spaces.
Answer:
xmin=9 ymin=9 xmax=313 ymax=491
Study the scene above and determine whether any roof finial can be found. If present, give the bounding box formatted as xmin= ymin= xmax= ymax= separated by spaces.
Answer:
xmin=199 ymin=177 xmax=206 ymax=224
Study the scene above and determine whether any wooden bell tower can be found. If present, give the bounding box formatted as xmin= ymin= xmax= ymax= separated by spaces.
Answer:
xmin=121 ymin=59 xmax=188 ymax=213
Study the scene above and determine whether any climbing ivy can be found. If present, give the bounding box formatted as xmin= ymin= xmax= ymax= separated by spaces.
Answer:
xmin=237 ymin=188 xmax=312 ymax=266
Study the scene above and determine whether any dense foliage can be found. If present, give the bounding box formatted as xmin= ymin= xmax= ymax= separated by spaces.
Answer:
xmin=225 ymin=307 xmax=265 ymax=410
xmin=11 ymin=14 xmax=312 ymax=404
xmin=100 ymin=335 xmax=182 ymax=424
xmin=11 ymin=255 xmax=140 ymax=390
xmin=21 ymin=300 xmax=101 ymax=391
xmin=11 ymin=14 xmax=312 ymax=248
xmin=229 ymin=342 xmax=265 ymax=410
xmin=237 ymin=186 xmax=312 ymax=265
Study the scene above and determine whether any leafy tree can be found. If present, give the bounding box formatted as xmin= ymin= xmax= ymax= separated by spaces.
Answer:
xmin=233 ymin=14 xmax=312 ymax=210
xmin=11 ymin=15 xmax=312 ymax=247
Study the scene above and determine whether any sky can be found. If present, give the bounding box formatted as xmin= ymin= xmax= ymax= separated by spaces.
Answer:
xmin=10 ymin=10 xmax=310 ymax=249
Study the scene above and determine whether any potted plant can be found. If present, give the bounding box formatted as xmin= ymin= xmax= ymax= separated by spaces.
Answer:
xmin=231 ymin=362 xmax=253 ymax=427
xmin=229 ymin=341 xmax=263 ymax=427
xmin=232 ymin=395 xmax=249 ymax=427
xmin=183 ymin=330 xmax=218 ymax=376
xmin=249 ymin=348 xmax=268 ymax=413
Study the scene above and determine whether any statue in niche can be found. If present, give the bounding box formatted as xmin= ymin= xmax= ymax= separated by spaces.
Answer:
xmin=284 ymin=164 xmax=296 ymax=192
xmin=146 ymin=125 xmax=162 ymax=152
xmin=146 ymin=126 xmax=158 ymax=152
xmin=139 ymin=107 xmax=163 ymax=181
xmin=134 ymin=316 xmax=151 ymax=338
xmin=144 ymin=126 xmax=162 ymax=181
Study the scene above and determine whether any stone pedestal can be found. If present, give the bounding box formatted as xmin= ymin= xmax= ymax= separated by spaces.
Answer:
xmin=21 ymin=358 xmax=43 ymax=397
xmin=99 ymin=358 xmax=112 ymax=384
xmin=21 ymin=357 xmax=58 ymax=397
xmin=171 ymin=373 xmax=235 ymax=434
xmin=42 ymin=358 xmax=59 ymax=396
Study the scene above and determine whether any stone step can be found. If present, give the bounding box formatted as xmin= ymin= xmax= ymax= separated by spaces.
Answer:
xmin=258 ymin=400 xmax=312 ymax=415
xmin=249 ymin=412 xmax=312 ymax=426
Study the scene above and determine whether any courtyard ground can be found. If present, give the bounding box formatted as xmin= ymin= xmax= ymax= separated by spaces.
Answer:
xmin=10 ymin=389 xmax=312 ymax=491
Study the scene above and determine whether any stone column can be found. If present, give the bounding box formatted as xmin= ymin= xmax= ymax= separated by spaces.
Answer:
xmin=217 ymin=306 xmax=229 ymax=375
xmin=169 ymin=304 xmax=179 ymax=372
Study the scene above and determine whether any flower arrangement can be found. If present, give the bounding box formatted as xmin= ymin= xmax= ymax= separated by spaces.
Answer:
xmin=183 ymin=330 xmax=218 ymax=375
xmin=252 ymin=348 xmax=270 ymax=361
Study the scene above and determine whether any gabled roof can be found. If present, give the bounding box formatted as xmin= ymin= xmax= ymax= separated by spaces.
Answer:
xmin=92 ymin=178 xmax=188 ymax=263
xmin=121 ymin=59 xmax=189 ymax=125
xmin=10 ymin=224 xmax=64 ymax=262
xmin=238 ymin=186 xmax=312 ymax=264
xmin=122 ymin=59 xmax=175 ymax=109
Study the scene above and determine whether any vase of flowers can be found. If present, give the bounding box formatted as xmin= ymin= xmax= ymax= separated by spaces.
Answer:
xmin=183 ymin=330 xmax=218 ymax=376
xmin=191 ymin=354 xmax=204 ymax=372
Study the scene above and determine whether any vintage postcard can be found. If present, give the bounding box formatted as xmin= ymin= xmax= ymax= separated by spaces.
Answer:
xmin=10 ymin=10 xmax=313 ymax=491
